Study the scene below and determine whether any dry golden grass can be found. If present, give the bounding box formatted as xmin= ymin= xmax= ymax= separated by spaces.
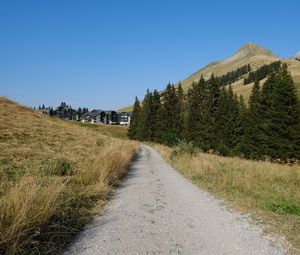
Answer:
xmin=75 ymin=122 xmax=129 ymax=140
xmin=0 ymin=97 xmax=139 ymax=254
xmin=117 ymin=105 xmax=134 ymax=112
xmin=152 ymin=144 xmax=300 ymax=254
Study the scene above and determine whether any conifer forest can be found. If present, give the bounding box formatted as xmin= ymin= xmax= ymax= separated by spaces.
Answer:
xmin=128 ymin=64 xmax=300 ymax=161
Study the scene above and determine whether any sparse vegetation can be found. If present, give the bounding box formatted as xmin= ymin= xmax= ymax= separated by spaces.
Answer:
xmin=152 ymin=143 xmax=300 ymax=253
xmin=0 ymin=98 xmax=138 ymax=255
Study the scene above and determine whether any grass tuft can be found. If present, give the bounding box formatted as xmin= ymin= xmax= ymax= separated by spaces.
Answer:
xmin=41 ymin=158 xmax=75 ymax=176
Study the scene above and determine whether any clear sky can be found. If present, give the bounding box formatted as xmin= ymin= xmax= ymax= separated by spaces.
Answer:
xmin=0 ymin=0 xmax=299 ymax=110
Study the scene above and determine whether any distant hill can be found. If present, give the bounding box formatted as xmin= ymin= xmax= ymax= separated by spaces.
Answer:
xmin=117 ymin=105 xmax=134 ymax=112
xmin=180 ymin=43 xmax=300 ymax=101
xmin=293 ymin=51 xmax=300 ymax=61
xmin=121 ymin=43 xmax=300 ymax=111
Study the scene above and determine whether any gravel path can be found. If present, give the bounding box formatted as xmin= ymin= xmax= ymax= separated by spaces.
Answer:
xmin=63 ymin=145 xmax=286 ymax=255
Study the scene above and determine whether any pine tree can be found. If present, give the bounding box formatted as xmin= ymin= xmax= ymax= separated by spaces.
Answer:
xmin=206 ymin=74 xmax=221 ymax=151
xmin=77 ymin=107 xmax=82 ymax=117
xmin=157 ymin=83 xmax=181 ymax=145
xmin=226 ymin=87 xmax=241 ymax=153
xmin=238 ymin=80 xmax=264 ymax=159
xmin=233 ymin=95 xmax=247 ymax=155
xmin=177 ymin=83 xmax=184 ymax=139
xmin=214 ymin=85 xmax=240 ymax=155
xmin=262 ymin=65 xmax=300 ymax=160
xmin=138 ymin=90 xmax=152 ymax=141
xmin=128 ymin=97 xmax=141 ymax=140
xmin=185 ymin=76 xmax=209 ymax=148
xmin=150 ymin=89 xmax=161 ymax=142
xmin=214 ymin=86 xmax=229 ymax=154
xmin=259 ymin=74 xmax=276 ymax=157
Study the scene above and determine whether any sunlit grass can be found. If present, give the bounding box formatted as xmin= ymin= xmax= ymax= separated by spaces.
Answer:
xmin=75 ymin=122 xmax=129 ymax=140
xmin=0 ymin=97 xmax=138 ymax=254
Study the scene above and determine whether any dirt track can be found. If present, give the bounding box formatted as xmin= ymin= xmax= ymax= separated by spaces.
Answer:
xmin=63 ymin=145 xmax=286 ymax=255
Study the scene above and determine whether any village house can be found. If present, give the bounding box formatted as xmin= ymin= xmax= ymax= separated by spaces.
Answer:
xmin=80 ymin=110 xmax=119 ymax=124
xmin=36 ymin=102 xmax=131 ymax=125
xmin=118 ymin=112 xmax=132 ymax=126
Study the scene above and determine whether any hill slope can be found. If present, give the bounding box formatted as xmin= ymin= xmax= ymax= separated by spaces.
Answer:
xmin=0 ymin=97 xmax=138 ymax=254
xmin=121 ymin=43 xmax=300 ymax=112
xmin=293 ymin=51 xmax=300 ymax=61
xmin=181 ymin=43 xmax=300 ymax=101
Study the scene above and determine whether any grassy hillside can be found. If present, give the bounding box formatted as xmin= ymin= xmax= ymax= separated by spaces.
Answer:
xmin=0 ymin=97 xmax=138 ymax=254
xmin=76 ymin=122 xmax=129 ymax=140
xmin=153 ymin=144 xmax=300 ymax=253
xmin=181 ymin=43 xmax=300 ymax=102
xmin=117 ymin=105 xmax=134 ymax=113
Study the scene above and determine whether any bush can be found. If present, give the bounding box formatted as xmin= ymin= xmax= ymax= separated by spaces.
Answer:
xmin=162 ymin=132 xmax=178 ymax=146
xmin=177 ymin=140 xmax=198 ymax=155
xmin=171 ymin=140 xmax=198 ymax=159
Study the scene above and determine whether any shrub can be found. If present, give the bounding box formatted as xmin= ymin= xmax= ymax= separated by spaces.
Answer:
xmin=162 ymin=132 xmax=178 ymax=146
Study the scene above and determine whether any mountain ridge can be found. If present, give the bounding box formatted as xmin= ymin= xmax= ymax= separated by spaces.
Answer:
xmin=293 ymin=51 xmax=300 ymax=60
xmin=119 ymin=43 xmax=300 ymax=112
xmin=179 ymin=43 xmax=300 ymax=101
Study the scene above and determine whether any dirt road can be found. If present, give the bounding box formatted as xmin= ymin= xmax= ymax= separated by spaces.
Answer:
xmin=63 ymin=145 xmax=286 ymax=255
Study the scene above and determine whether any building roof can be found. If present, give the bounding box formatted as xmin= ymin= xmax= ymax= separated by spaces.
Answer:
xmin=82 ymin=109 xmax=117 ymax=118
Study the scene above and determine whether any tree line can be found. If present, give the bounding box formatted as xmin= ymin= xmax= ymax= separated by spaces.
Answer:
xmin=219 ymin=64 xmax=251 ymax=85
xmin=244 ymin=61 xmax=281 ymax=85
xmin=36 ymin=102 xmax=89 ymax=118
xmin=128 ymin=64 xmax=300 ymax=161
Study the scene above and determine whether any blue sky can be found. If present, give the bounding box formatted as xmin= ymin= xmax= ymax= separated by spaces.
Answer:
xmin=0 ymin=0 xmax=299 ymax=110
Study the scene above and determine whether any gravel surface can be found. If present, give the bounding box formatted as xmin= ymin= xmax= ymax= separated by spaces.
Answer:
xmin=63 ymin=145 xmax=287 ymax=255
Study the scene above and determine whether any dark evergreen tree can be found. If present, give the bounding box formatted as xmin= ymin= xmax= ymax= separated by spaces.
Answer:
xmin=177 ymin=83 xmax=184 ymax=139
xmin=261 ymin=65 xmax=300 ymax=160
xmin=238 ymin=80 xmax=265 ymax=159
xmin=233 ymin=95 xmax=247 ymax=155
xmin=150 ymin=89 xmax=161 ymax=142
xmin=214 ymin=85 xmax=240 ymax=155
xmin=138 ymin=90 xmax=152 ymax=141
xmin=82 ymin=108 xmax=89 ymax=114
xmin=205 ymin=74 xmax=221 ymax=151
xmin=185 ymin=76 xmax=209 ymax=148
xmin=128 ymin=97 xmax=141 ymax=140
xmin=77 ymin=107 xmax=82 ymax=117
xmin=157 ymin=83 xmax=182 ymax=145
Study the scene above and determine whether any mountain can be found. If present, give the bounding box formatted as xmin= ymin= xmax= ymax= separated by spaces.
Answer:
xmin=293 ymin=51 xmax=300 ymax=61
xmin=120 ymin=43 xmax=300 ymax=111
xmin=180 ymin=43 xmax=300 ymax=101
